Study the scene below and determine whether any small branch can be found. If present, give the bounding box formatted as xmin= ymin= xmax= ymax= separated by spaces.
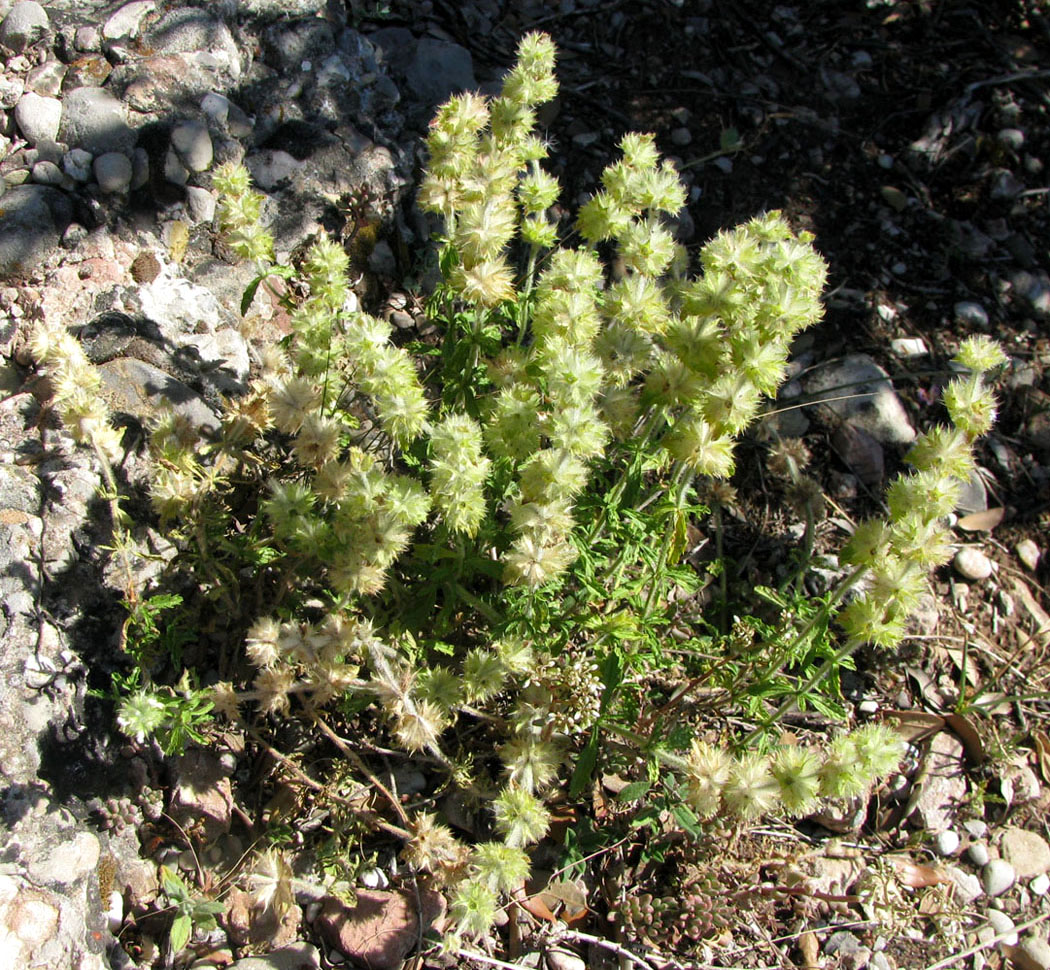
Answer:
xmin=556 ymin=929 xmax=663 ymax=970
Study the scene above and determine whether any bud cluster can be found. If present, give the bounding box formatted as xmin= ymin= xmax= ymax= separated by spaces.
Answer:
xmin=615 ymin=884 xmax=730 ymax=946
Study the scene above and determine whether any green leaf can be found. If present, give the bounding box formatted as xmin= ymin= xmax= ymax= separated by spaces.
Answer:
xmin=671 ymin=803 xmax=703 ymax=838
xmin=569 ymin=734 xmax=599 ymax=798
xmin=616 ymin=780 xmax=651 ymax=803
xmin=160 ymin=866 xmax=188 ymax=902
xmin=169 ymin=913 xmax=192 ymax=953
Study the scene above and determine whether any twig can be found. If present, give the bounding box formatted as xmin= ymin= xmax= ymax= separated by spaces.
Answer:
xmin=310 ymin=712 xmax=411 ymax=826
xmin=556 ymin=929 xmax=663 ymax=970
xmin=923 ymin=911 xmax=1050 ymax=970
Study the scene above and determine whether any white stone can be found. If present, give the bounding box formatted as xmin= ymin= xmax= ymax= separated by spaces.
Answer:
xmin=982 ymin=859 xmax=1016 ymax=897
xmin=969 ymin=842 xmax=990 ymax=867
xmin=13 ymin=91 xmax=61 ymax=146
xmin=102 ymin=1 xmax=155 ymax=40
xmin=954 ymin=547 xmax=993 ymax=581
xmin=1030 ymin=873 xmax=1049 ymax=896
xmin=985 ymin=908 xmax=1018 ymax=945
xmin=890 ymin=337 xmax=928 ymax=357
xmin=1016 ymin=538 xmax=1041 ymax=571
xmin=170 ymin=119 xmax=212 ymax=172
xmin=1016 ymin=935 xmax=1050 ymax=970
xmin=935 ymin=830 xmax=960 ymax=856
xmin=184 ymin=185 xmax=215 ymax=224
xmin=0 ymin=1 xmax=49 ymax=53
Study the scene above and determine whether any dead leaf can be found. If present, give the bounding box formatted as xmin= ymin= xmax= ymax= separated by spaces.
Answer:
xmin=1033 ymin=731 xmax=1050 ymax=785
xmin=798 ymin=929 xmax=820 ymax=970
xmin=885 ymin=855 xmax=951 ymax=888
xmin=956 ymin=507 xmax=1005 ymax=532
xmin=945 ymin=712 xmax=985 ymax=764
xmin=1010 ymin=578 xmax=1050 ymax=650
xmin=883 ymin=709 xmax=945 ymax=743
xmin=905 ymin=664 xmax=947 ymax=710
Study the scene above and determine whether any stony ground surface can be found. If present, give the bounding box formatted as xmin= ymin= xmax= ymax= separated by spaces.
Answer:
xmin=1 ymin=1 xmax=1049 ymax=969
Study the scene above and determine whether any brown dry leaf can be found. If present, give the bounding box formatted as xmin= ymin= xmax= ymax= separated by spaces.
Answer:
xmin=882 ymin=710 xmax=945 ymax=742
xmin=956 ymin=507 xmax=1005 ymax=532
xmin=1033 ymin=731 xmax=1050 ymax=785
xmin=797 ymin=929 xmax=820 ymax=970
xmin=945 ymin=712 xmax=986 ymax=764
xmin=885 ymin=855 xmax=950 ymax=888
xmin=905 ymin=665 xmax=947 ymax=710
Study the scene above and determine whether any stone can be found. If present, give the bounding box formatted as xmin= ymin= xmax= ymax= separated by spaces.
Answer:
xmin=914 ymin=731 xmax=967 ymax=834
xmin=103 ymin=1 xmax=156 ymax=40
xmin=169 ymin=748 xmax=233 ymax=841
xmin=890 ymin=336 xmax=927 ymax=357
xmin=26 ymin=830 xmax=100 ymax=886
xmin=13 ymin=92 xmax=61 ymax=146
xmin=1016 ymin=539 xmax=1041 ymax=571
xmin=316 ymin=890 xmax=445 ymax=970
xmin=954 ymin=547 xmax=994 ymax=581
xmin=62 ymin=147 xmax=93 ymax=182
xmin=1001 ymin=827 xmax=1050 ymax=879
xmin=97 ymin=357 xmax=220 ymax=433
xmin=1010 ymin=935 xmax=1050 ymax=970
xmin=244 ymin=149 xmax=302 ymax=190
xmin=546 ymin=950 xmax=587 ymax=970
xmin=227 ymin=943 xmax=322 ymax=970
xmin=93 ymin=151 xmax=133 ymax=194
xmin=144 ymin=7 xmax=240 ymax=80
xmin=803 ymin=354 xmax=915 ymax=444
xmin=955 ymin=468 xmax=988 ymax=514
xmin=164 ymin=148 xmax=188 ymax=185
xmin=405 ymin=37 xmax=475 ymax=104
xmin=998 ymin=128 xmax=1025 ymax=151
xmin=982 ymin=859 xmax=1016 ymax=897
xmin=935 ymin=830 xmax=960 ymax=856
xmin=26 ymin=59 xmax=66 ymax=97
xmin=74 ymin=24 xmax=100 ymax=51
xmin=831 ymin=422 xmax=884 ymax=486
xmin=30 ymin=161 xmax=67 ymax=187
xmin=170 ymin=119 xmax=212 ymax=172
xmin=59 ymin=86 xmax=135 ymax=155
xmin=969 ymin=842 xmax=991 ymax=867
xmin=946 ymin=865 xmax=983 ymax=903
xmin=62 ymin=54 xmax=112 ymax=90
xmin=955 ymin=301 xmax=990 ymax=330
xmin=991 ymin=169 xmax=1024 ymax=200
xmin=185 ymin=185 xmax=215 ymax=224
xmin=964 ymin=819 xmax=989 ymax=839
xmin=984 ymin=909 xmax=1018 ymax=946
xmin=1031 ymin=874 xmax=1049 ymax=896
xmin=0 ymin=184 xmax=72 ymax=277
xmin=368 ymin=239 xmax=396 ymax=276
xmin=0 ymin=1 xmax=48 ymax=53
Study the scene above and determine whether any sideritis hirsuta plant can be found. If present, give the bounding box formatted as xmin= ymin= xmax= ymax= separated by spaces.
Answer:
xmin=27 ymin=28 xmax=1005 ymax=955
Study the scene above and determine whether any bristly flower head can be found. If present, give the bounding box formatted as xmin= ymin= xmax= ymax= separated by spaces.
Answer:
xmin=492 ymin=786 xmax=551 ymax=847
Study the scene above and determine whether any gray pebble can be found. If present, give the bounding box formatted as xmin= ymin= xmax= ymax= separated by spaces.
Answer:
xmin=982 ymin=859 xmax=1017 ymax=897
xmin=969 ymin=842 xmax=991 ymax=867
xmin=955 ymin=300 xmax=989 ymax=329
xmin=163 ymin=148 xmax=189 ymax=186
xmin=935 ymin=830 xmax=960 ymax=856
xmin=954 ymin=547 xmax=993 ymax=581
xmin=170 ymin=120 xmax=212 ymax=173
xmin=985 ymin=909 xmax=1018 ymax=945
xmin=30 ymin=160 xmax=65 ymax=186
xmin=1016 ymin=539 xmax=1041 ymax=572
xmin=185 ymin=186 xmax=215 ymax=224
xmin=25 ymin=60 xmax=65 ymax=98
xmin=998 ymin=128 xmax=1025 ymax=151
xmin=62 ymin=148 xmax=93 ymax=183
xmin=671 ymin=126 xmax=692 ymax=146
xmin=103 ymin=1 xmax=156 ymax=41
xmin=0 ymin=1 xmax=49 ymax=53
xmin=93 ymin=151 xmax=132 ymax=194
xmin=13 ymin=92 xmax=61 ymax=147
xmin=74 ymin=24 xmax=100 ymax=51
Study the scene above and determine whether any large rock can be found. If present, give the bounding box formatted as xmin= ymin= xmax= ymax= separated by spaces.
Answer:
xmin=13 ymin=91 xmax=61 ymax=146
xmin=97 ymin=357 xmax=220 ymax=433
xmin=58 ymin=86 xmax=135 ymax=154
xmin=0 ymin=184 xmax=72 ymax=277
xmin=405 ymin=37 xmax=475 ymax=104
xmin=803 ymin=353 xmax=916 ymax=445
xmin=0 ymin=1 xmax=48 ymax=52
